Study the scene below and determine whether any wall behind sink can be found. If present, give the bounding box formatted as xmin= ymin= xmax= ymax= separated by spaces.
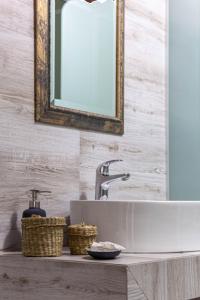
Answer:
xmin=0 ymin=0 xmax=166 ymax=250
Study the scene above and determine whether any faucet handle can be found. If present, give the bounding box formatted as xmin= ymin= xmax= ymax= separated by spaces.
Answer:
xmin=97 ymin=159 xmax=123 ymax=176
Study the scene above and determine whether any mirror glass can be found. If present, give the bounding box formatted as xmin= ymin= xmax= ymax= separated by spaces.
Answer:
xmin=50 ymin=0 xmax=117 ymax=117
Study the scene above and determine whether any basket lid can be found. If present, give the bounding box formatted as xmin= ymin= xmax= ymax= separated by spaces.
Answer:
xmin=67 ymin=223 xmax=97 ymax=236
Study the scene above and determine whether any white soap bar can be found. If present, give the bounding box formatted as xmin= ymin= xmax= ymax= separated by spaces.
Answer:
xmin=90 ymin=241 xmax=125 ymax=252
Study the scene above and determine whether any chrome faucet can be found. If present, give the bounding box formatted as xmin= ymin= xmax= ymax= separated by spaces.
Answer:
xmin=95 ymin=160 xmax=130 ymax=200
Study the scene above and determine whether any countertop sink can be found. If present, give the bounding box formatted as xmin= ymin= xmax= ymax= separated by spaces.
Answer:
xmin=70 ymin=200 xmax=200 ymax=253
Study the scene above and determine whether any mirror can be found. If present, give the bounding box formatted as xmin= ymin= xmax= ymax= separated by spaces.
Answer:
xmin=35 ymin=0 xmax=124 ymax=135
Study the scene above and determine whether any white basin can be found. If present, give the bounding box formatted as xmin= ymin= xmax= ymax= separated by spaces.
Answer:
xmin=70 ymin=200 xmax=200 ymax=253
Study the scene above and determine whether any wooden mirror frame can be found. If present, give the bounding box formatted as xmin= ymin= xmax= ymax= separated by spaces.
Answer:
xmin=35 ymin=0 xmax=124 ymax=135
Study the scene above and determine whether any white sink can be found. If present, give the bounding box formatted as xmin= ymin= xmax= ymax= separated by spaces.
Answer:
xmin=70 ymin=200 xmax=200 ymax=253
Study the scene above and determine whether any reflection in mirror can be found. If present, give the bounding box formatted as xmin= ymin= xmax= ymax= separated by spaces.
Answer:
xmin=51 ymin=0 xmax=117 ymax=117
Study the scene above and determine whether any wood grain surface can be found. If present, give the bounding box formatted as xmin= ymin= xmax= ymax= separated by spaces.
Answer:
xmin=0 ymin=253 xmax=127 ymax=300
xmin=80 ymin=0 xmax=167 ymax=201
xmin=0 ymin=0 xmax=80 ymax=250
xmin=0 ymin=251 xmax=200 ymax=300
xmin=0 ymin=0 xmax=166 ymax=250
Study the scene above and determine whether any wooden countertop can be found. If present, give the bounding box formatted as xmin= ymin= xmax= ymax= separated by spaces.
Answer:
xmin=1 ymin=250 xmax=200 ymax=299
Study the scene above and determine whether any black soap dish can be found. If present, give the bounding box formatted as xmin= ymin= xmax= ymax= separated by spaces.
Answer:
xmin=87 ymin=249 xmax=121 ymax=260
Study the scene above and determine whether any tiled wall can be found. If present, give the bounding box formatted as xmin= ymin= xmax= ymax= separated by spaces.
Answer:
xmin=0 ymin=0 xmax=166 ymax=250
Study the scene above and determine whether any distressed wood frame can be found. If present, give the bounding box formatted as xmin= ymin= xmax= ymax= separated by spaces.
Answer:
xmin=35 ymin=0 xmax=124 ymax=135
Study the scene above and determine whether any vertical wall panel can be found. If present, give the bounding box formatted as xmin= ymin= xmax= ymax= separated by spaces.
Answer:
xmin=0 ymin=0 xmax=80 ymax=250
xmin=80 ymin=0 xmax=167 ymax=200
xmin=169 ymin=0 xmax=200 ymax=199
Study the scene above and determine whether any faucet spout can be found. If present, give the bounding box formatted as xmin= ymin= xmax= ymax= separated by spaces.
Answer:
xmin=103 ymin=173 xmax=130 ymax=185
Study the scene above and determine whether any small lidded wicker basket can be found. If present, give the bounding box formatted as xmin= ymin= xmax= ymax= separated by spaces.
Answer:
xmin=67 ymin=223 xmax=97 ymax=255
xmin=22 ymin=216 xmax=65 ymax=257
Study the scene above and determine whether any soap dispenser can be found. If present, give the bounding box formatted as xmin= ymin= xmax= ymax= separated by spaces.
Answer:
xmin=22 ymin=189 xmax=50 ymax=218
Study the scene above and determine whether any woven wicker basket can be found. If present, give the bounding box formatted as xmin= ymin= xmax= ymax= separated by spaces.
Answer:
xmin=22 ymin=216 xmax=65 ymax=257
xmin=67 ymin=223 xmax=97 ymax=255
